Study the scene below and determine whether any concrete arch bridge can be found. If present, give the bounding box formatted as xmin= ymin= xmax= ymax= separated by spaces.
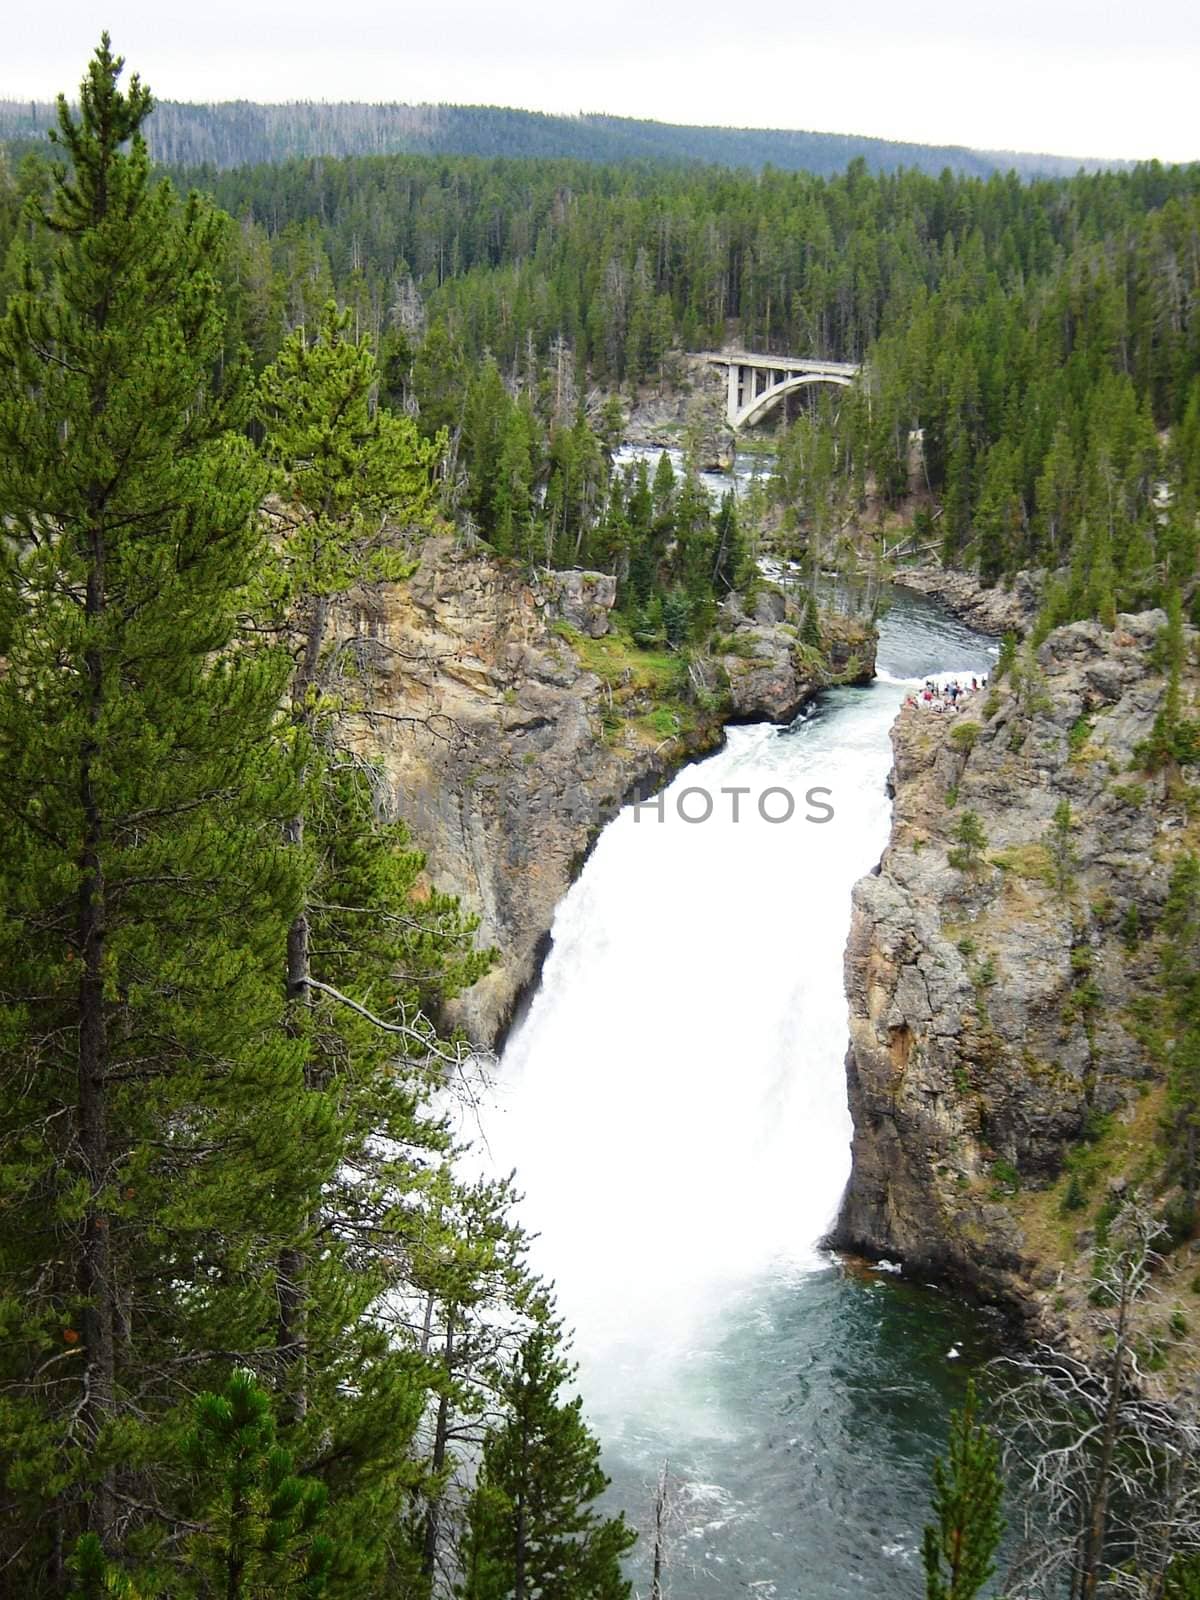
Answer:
xmin=701 ymin=349 xmax=861 ymax=430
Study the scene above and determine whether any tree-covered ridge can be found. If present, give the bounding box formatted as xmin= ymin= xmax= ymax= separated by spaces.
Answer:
xmin=6 ymin=101 xmax=1195 ymax=631
xmin=0 ymin=97 xmax=1133 ymax=178
xmin=97 ymin=141 xmax=1194 ymax=626
xmin=156 ymin=154 xmax=1200 ymax=371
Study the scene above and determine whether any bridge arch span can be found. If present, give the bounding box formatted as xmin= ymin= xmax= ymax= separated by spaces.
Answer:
xmin=732 ymin=371 xmax=854 ymax=431
xmin=701 ymin=350 xmax=861 ymax=428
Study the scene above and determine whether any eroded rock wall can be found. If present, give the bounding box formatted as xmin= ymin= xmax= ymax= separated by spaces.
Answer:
xmin=832 ymin=610 xmax=1198 ymax=1337
xmin=334 ymin=538 xmax=874 ymax=1047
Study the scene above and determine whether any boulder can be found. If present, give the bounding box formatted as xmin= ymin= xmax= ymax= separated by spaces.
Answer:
xmin=536 ymin=567 xmax=618 ymax=638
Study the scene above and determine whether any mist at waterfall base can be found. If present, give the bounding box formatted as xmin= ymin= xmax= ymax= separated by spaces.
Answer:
xmin=472 ymin=592 xmax=999 ymax=1598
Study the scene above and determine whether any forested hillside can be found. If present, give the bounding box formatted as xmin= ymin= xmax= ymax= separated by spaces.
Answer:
xmin=5 ymin=116 xmax=1195 ymax=625
xmin=121 ymin=154 xmax=1200 ymax=626
xmin=0 ymin=96 xmax=1127 ymax=178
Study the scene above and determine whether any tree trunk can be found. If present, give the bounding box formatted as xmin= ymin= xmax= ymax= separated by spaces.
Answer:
xmin=421 ymin=1311 xmax=455 ymax=1585
xmin=275 ymin=594 xmax=331 ymax=1424
xmin=650 ymin=1461 xmax=668 ymax=1600
xmin=275 ymin=821 xmax=310 ymax=1424
xmin=1079 ymin=1281 xmax=1131 ymax=1600
xmin=226 ymin=1477 xmax=247 ymax=1600
xmin=78 ymin=527 xmax=117 ymax=1545
xmin=514 ymin=1411 xmax=528 ymax=1600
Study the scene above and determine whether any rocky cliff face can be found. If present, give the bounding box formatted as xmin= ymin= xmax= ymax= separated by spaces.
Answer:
xmin=895 ymin=565 xmax=1043 ymax=636
xmin=832 ymin=610 xmax=1199 ymax=1342
xmin=716 ymin=586 xmax=875 ymax=723
xmin=334 ymin=538 xmax=875 ymax=1048
xmin=625 ymin=354 xmax=734 ymax=468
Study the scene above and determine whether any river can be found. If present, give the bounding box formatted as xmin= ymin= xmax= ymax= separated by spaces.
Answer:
xmin=612 ymin=440 xmax=773 ymax=504
xmin=474 ymin=586 xmax=999 ymax=1598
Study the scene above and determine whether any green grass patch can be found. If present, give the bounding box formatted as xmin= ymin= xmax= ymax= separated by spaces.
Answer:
xmin=990 ymin=1158 xmax=1021 ymax=1196
xmin=644 ymin=707 xmax=681 ymax=738
xmin=991 ymin=843 xmax=1055 ymax=884
xmin=565 ymin=625 xmax=686 ymax=699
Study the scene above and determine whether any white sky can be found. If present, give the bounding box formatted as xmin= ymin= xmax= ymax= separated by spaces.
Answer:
xmin=3 ymin=0 xmax=1198 ymax=164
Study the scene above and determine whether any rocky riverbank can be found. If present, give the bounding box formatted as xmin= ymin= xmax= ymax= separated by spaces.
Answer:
xmin=895 ymin=565 xmax=1043 ymax=636
xmin=334 ymin=537 xmax=874 ymax=1047
xmin=832 ymin=608 xmax=1200 ymax=1363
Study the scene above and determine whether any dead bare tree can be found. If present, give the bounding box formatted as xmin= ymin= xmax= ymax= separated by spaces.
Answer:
xmin=995 ymin=1199 xmax=1200 ymax=1599
xmin=628 ymin=1461 xmax=710 ymax=1599
xmin=650 ymin=1460 xmax=670 ymax=1600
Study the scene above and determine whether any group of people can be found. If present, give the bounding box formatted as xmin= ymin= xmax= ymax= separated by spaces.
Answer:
xmin=902 ymin=675 xmax=987 ymax=714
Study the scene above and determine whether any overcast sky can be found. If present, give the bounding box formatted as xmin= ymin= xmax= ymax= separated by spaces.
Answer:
xmin=4 ymin=0 xmax=1198 ymax=164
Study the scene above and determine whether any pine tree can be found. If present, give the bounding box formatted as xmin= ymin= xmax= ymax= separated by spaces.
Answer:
xmin=0 ymin=38 xmax=314 ymax=1580
xmin=922 ymin=1380 xmax=1004 ymax=1600
xmin=256 ymin=303 xmax=507 ymax=1594
xmin=801 ymin=593 xmax=823 ymax=649
xmin=662 ymin=585 xmax=693 ymax=647
xmin=973 ymin=440 xmax=1022 ymax=587
xmin=63 ymin=1371 xmax=340 ymax=1600
xmin=178 ymin=1369 xmax=334 ymax=1599
xmin=255 ymin=298 xmax=443 ymax=1425
xmin=279 ymin=768 xmax=494 ymax=1597
xmin=1162 ymin=854 xmax=1200 ymax=1211
xmin=412 ymin=1173 xmax=545 ymax=1588
xmin=711 ymin=492 xmax=747 ymax=595
xmin=458 ymin=1322 xmax=635 ymax=1600
xmin=492 ymin=401 xmax=536 ymax=559
xmin=993 ymin=632 xmax=1018 ymax=684
xmin=948 ymin=811 xmax=988 ymax=873
xmin=1047 ymin=799 xmax=1077 ymax=895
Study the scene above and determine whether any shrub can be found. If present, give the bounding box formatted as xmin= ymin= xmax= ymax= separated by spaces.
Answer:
xmin=1068 ymin=714 xmax=1094 ymax=756
xmin=991 ymin=1158 xmax=1021 ymax=1193
xmin=1110 ymin=782 xmax=1147 ymax=809
xmin=1163 ymin=1192 xmax=1197 ymax=1248
xmin=948 ymin=810 xmax=988 ymax=872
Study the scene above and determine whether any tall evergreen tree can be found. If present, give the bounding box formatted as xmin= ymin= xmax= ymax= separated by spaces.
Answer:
xmin=255 ymin=298 xmax=444 ymax=1431
xmin=922 ymin=1380 xmax=1005 ymax=1600
xmin=254 ymin=303 xmax=509 ymax=1595
xmin=0 ymin=37 xmax=314 ymax=1581
xmin=1162 ymin=854 xmax=1200 ymax=1211
xmin=458 ymin=1322 xmax=635 ymax=1600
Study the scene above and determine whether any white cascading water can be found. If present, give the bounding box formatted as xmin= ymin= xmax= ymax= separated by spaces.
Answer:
xmin=469 ymin=594 xmax=997 ymax=1595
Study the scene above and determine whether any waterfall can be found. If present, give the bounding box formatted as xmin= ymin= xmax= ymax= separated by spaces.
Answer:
xmin=470 ymin=590 xmax=997 ymax=1597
